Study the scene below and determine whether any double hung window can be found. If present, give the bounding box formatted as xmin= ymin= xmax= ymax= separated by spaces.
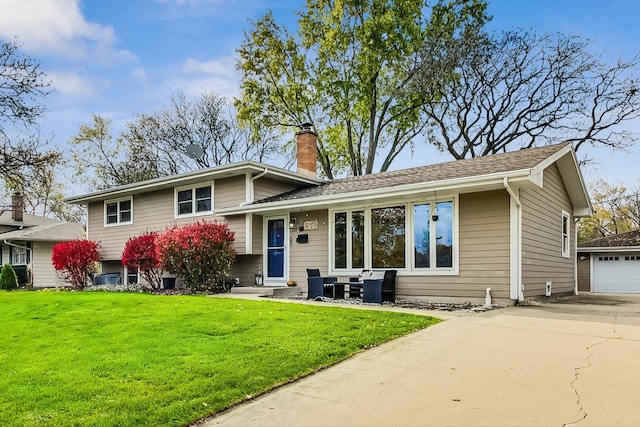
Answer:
xmin=175 ymin=184 xmax=213 ymax=217
xmin=561 ymin=211 xmax=571 ymax=258
xmin=12 ymin=247 xmax=28 ymax=265
xmin=105 ymin=198 xmax=133 ymax=226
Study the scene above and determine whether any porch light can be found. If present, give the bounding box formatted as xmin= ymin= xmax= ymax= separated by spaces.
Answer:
xmin=254 ymin=267 xmax=263 ymax=287
xmin=289 ymin=216 xmax=297 ymax=229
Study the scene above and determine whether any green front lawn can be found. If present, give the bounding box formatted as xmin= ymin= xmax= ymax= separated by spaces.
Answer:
xmin=0 ymin=292 xmax=439 ymax=426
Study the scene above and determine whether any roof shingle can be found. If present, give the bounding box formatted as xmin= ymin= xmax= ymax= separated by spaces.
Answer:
xmin=257 ymin=142 xmax=571 ymax=204
xmin=578 ymin=230 xmax=640 ymax=248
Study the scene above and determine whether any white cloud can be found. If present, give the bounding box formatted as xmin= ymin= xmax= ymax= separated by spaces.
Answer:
xmin=49 ymin=71 xmax=94 ymax=96
xmin=156 ymin=0 xmax=233 ymax=5
xmin=170 ymin=55 xmax=240 ymax=98
xmin=132 ymin=67 xmax=148 ymax=80
xmin=183 ymin=56 xmax=236 ymax=77
xmin=0 ymin=0 xmax=135 ymax=63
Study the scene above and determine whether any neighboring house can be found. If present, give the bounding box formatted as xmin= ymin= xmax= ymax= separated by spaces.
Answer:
xmin=577 ymin=230 xmax=640 ymax=294
xmin=0 ymin=194 xmax=86 ymax=288
xmin=66 ymin=126 xmax=591 ymax=304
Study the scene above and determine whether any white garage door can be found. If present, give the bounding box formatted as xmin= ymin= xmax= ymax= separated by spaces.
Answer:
xmin=592 ymin=253 xmax=640 ymax=293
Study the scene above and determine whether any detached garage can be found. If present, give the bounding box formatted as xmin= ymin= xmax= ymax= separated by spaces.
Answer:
xmin=577 ymin=230 xmax=640 ymax=293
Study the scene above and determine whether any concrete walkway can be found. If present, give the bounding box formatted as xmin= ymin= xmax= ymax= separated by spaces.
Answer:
xmin=204 ymin=295 xmax=640 ymax=426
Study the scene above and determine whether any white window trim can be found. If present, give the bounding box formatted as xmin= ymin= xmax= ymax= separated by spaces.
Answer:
xmin=328 ymin=196 xmax=459 ymax=276
xmin=174 ymin=182 xmax=214 ymax=219
xmin=104 ymin=196 xmax=133 ymax=227
xmin=12 ymin=247 xmax=28 ymax=265
xmin=561 ymin=210 xmax=571 ymax=258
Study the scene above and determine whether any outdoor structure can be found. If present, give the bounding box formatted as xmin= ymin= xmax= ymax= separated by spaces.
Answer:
xmin=577 ymin=230 xmax=640 ymax=294
xmin=66 ymin=128 xmax=592 ymax=304
xmin=0 ymin=194 xmax=86 ymax=288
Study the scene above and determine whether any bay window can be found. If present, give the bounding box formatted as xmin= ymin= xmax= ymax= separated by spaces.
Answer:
xmin=332 ymin=198 xmax=456 ymax=273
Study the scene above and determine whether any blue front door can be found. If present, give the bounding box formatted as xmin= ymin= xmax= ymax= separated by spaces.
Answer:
xmin=266 ymin=217 xmax=286 ymax=283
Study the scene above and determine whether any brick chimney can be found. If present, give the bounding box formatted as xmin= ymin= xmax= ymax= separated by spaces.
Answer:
xmin=12 ymin=192 xmax=24 ymax=222
xmin=296 ymin=123 xmax=317 ymax=178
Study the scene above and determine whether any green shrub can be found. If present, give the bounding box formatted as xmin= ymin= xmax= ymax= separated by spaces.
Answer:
xmin=0 ymin=264 xmax=18 ymax=290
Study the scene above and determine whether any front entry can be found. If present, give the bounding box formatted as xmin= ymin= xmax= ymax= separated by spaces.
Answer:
xmin=264 ymin=216 xmax=287 ymax=285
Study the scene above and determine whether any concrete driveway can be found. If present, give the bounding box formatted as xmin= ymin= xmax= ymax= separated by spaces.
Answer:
xmin=205 ymin=294 xmax=640 ymax=427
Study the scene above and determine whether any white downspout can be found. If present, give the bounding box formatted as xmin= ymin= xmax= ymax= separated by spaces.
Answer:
xmin=503 ymin=178 xmax=524 ymax=302
xmin=239 ymin=168 xmax=269 ymax=206
xmin=574 ymin=218 xmax=579 ymax=295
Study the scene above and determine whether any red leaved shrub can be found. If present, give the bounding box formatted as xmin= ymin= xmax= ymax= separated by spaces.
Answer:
xmin=52 ymin=240 xmax=100 ymax=290
xmin=156 ymin=220 xmax=236 ymax=291
xmin=122 ymin=232 xmax=162 ymax=289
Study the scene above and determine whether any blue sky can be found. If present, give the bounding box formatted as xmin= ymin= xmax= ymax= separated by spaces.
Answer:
xmin=1 ymin=0 xmax=639 ymax=195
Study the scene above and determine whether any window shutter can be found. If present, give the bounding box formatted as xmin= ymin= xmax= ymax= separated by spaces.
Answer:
xmin=8 ymin=246 xmax=13 ymax=265
xmin=26 ymin=242 xmax=31 ymax=264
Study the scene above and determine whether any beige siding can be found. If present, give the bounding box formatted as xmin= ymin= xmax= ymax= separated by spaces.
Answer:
xmin=396 ymin=191 xmax=511 ymax=301
xmin=577 ymin=253 xmax=591 ymax=292
xmin=31 ymin=242 xmax=69 ymax=288
xmin=215 ymin=176 xmax=246 ymax=209
xmin=225 ymin=215 xmax=246 ymax=253
xmin=88 ymin=184 xmax=249 ymax=261
xmin=284 ymin=192 xmax=511 ymax=303
xmin=252 ymin=214 xmax=263 ymax=254
xmin=520 ymin=164 xmax=575 ymax=297
xmin=254 ymin=177 xmax=300 ymax=201
xmin=288 ymin=210 xmax=329 ymax=287
xmin=231 ymin=254 xmax=262 ymax=287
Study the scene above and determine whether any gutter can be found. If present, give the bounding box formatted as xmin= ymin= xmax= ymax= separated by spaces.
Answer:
xmin=239 ymin=168 xmax=269 ymax=206
xmin=503 ymin=178 xmax=524 ymax=302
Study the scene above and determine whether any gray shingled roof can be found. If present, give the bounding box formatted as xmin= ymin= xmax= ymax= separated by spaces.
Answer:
xmin=256 ymin=142 xmax=571 ymax=204
xmin=578 ymin=230 xmax=640 ymax=248
xmin=0 ymin=211 xmax=61 ymax=227
xmin=0 ymin=222 xmax=85 ymax=242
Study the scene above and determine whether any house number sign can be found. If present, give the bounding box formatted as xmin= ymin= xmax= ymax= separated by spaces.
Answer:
xmin=303 ymin=219 xmax=318 ymax=230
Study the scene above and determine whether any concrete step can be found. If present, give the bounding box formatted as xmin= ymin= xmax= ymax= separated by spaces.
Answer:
xmin=230 ymin=286 xmax=302 ymax=297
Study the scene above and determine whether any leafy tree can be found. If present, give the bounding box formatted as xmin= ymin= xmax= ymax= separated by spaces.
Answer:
xmin=69 ymin=114 xmax=153 ymax=190
xmin=579 ymin=179 xmax=640 ymax=242
xmin=0 ymin=264 xmax=18 ymax=290
xmin=156 ymin=220 xmax=236 ymax=292
xmin=51 ymin=240 xmax=100 ymax=290
xmin=415 ymin=29 xmax=640 ymax=160
xmin=236 ymin=0 xmax=489 ymax=178
xmin=122 ymin=232 xmax=162 ymax=290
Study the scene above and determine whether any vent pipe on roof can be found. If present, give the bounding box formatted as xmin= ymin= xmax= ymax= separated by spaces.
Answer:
xmin=12 ymin=192 xmax=24 ymax=222
xmin=296 ymin=123 xmax=317 ymax=178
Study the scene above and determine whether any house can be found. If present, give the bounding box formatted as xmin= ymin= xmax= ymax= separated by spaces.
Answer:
xmin=0 ymin=193 xmax=86 ymax=287
xmin=66 ymin=126 xmax=591 ymax=304
xmin=577 ymin=230 xmax=640 ymax=294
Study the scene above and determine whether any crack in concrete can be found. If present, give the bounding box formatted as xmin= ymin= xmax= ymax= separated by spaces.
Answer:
xmin=563 ymin=316 xmax=620 ymax=427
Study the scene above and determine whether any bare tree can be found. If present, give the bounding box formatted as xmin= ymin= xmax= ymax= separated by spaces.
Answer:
xmin=70 ymin=91 xmax=281 ymax=189
xmin=126 ymin=91 xmax=280 ymax=175
xmin=415 ymin=30 xmax=640 ymax=160
xmin=0 ymin=39 xmax=51 ymax=135
xmin=0 ymin=39 xmax=63 ymax=214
